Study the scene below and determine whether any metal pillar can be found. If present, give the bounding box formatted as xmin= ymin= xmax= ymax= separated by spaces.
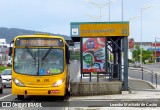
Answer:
xmin=122 ymin=37 xmax=128 ymax=91
xmin=80 ymin=38 xmax=83 ymax=81
xmin=118 ymin=39 xmax=122 ymax=80
xmin=112 ymin=40 xmax=116 ymax=78
xmin=112 ymin=38 xmax=118 ymax=79
xmin=105 ymin=38 xmax=108 ymax=73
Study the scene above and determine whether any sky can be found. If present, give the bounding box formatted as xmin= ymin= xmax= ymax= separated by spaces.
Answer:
xmin=0 ymin=0 xmax=160 ymax=42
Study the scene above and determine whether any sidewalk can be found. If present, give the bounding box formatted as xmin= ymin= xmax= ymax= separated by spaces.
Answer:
xmin=70 ymin=77 xmax=160 ymax=100
xmin=68 ymin=77 xmax=160 ymax=110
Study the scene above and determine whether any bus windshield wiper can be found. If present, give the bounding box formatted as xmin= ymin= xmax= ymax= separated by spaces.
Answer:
xmin=42 ymin=47 xmax=52 ymax=61
xmin=25 ymin=46 xmax=35 ymax=59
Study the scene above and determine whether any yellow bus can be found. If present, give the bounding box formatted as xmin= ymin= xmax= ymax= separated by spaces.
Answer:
xmin=9 ymin=34 xmax=70 ymax=100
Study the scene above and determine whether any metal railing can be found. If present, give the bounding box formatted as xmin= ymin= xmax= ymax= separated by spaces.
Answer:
xmin=129 ymin=66 xmax=158 ymax=87
xmin=81 ymin=64 xmax=121 ymax=82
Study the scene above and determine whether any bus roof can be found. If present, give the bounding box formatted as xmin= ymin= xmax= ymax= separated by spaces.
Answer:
xmin=15 ymin=34 xmax=64 ymax=40
xmin=14 ymin=34 xmax=69 ymax=46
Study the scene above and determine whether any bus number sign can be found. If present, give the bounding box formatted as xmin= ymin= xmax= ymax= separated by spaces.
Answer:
xmin=44 ymin=79 xmax=49 ymax=82
xmin=16 ymin=38 xmax=63 ymax=47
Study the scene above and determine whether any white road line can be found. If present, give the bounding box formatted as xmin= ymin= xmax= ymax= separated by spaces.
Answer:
xmin=0 ymin=94 xmax=12 ymax=100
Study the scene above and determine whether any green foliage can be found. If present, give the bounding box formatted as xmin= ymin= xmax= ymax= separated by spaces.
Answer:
xmin=132 ymin=45 xmax=153 ymax=64
xmin=128 ymin=59 xmax=134 ymax=63
xmin=0 ymin=65 xmax=11 ymax=73
xmin=132 ymin=45 xmax=141 ymax=61
xmin=149 ymin=60 xmax=154 ymax=63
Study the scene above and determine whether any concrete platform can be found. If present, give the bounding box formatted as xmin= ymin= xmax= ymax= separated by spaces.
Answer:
xmin=70 ymin=77 xmax=123 ymax=96
xmin=70 ymin=76 xmax=156 ymax=96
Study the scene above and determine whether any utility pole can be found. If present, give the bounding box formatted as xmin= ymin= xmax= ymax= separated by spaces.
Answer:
xmin=155 ymin=37 xmax=156 ymax=63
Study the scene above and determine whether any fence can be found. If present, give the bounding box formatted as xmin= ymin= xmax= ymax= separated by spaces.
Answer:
xmin=81 ymin=64 xmax=122 ymax=82
xmin=129 ymin=66 xmax=159 ymax=87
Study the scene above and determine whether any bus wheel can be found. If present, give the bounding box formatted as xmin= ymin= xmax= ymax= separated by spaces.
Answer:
xmin=67 ymin=83 xmax=71 ymax=96
xmin=17 ymin=95 xmax=24 ymax=100
xmin=0 ymin=88 xmax=3 ymax=94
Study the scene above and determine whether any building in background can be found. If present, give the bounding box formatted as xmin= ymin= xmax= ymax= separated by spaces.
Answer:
xmin=0 ymin=39 xmax=6 ymax=44
xmin=129 ymin=38 xmax=134 ymax=50
xmin=149 ymin=43 xmax=160 ymax=62
xmin=134 ymin=42 xmax=152 ymax=50
xmin=134 ymin=42 xmax=160 ymax=62
xmin=0 ymin=39 xmax=10 ymax=66
xmin=128 ymin=38 xmax=134 ymax=60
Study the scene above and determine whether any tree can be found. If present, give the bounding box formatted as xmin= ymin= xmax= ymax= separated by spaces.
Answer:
xmin=132 ymin=45 xmax=141 ymax=62
xmin=132 ymin=45 xmax=152 ymax=64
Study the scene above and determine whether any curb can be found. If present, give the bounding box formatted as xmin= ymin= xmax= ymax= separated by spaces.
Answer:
xmin=128 ymin=77 xmax=156 ymax=90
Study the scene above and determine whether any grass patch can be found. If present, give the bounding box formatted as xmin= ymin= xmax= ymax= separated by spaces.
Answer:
xmin=0 ymin=65 xmax=12 ymax=73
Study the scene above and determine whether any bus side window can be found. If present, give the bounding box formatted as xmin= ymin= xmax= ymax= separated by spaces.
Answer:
xmin=65 ymin=45 xmax=70 ymax=64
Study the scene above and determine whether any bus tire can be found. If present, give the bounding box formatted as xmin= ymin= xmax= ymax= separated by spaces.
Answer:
xmin=0 ymin=88 xmax=3 ymax=94
xmin=17 ymin=95 xmax=24 ymax=100
xmin=67 ymin=83 xmax=71 ymax=96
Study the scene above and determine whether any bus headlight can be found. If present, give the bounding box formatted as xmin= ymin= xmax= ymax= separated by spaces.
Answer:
xmin=52 ymin=79 xmax=64 ymax=87
xmin=13 ymin=78 xmax=24 ymax=87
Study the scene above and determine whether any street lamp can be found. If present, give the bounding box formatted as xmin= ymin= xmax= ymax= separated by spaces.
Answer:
xmin=128 ymin=16 xmax=140 ymax=62
xmin=122 ymin=0 xmax=123 ymax=21
xmin=140 ymin=5 xmax=154 ymax=65
xmin=86 ymin=0 xmax=116 ymax=21
xmin=129 ymin=15 xmax=140 ymax=35
xmin=129 ymin=16 xmax=140 ymax=21
xmin=84 ymin=14 xmax=106 ymax=21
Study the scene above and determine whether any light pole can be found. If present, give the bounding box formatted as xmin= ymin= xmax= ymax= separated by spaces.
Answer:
xmin=128 ymin=16 xmax=140 ymax=62
xmin=155 ymin=37 xmax=157 ymax=63
xmin=140 ymin=6 xmax=154 ymax=65
xmin=129 ymin=16 xmax=140 ymax=21
xmin=122 ymin=0 xmax=123 ymax=21
xmin=109 ymin=0 xmax=110 ymax=21
xmin=86 ymin=0 xmax=116 ymax=21
xmin=84 ymin=14 xmax=106 ymax=21
xmin=129 ymin=15 xmax=140 ymax=36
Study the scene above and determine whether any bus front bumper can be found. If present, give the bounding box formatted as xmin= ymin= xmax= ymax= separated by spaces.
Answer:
xmin=12 ymin=85 xmax=66 ymax=96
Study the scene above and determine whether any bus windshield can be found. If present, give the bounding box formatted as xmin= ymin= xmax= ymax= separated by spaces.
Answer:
xmin=14 ymin=48 xmax=64 ymax=75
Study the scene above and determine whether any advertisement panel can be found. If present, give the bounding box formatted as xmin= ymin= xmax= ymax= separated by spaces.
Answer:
xmin=82 ymin=38 xmax=105 ymax=72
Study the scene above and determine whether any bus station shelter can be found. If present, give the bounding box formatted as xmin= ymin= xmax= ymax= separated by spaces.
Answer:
xmin=70 ymin=22 xmax=129 ymax=94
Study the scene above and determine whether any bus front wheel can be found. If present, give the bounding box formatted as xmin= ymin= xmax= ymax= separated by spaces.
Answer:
xmin=17 ymin=95 xmax=24 ymax=100
xmin=0 ymin=87 xmax=3 ymax=94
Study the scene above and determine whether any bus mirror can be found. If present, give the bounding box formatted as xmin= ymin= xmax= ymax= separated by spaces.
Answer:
xmin=68 ymin=50 xmax=70 ymax=60
xmin=8 ymin=47 xmax=13 ymax=56
xmin=65 ymin=45 xmax=70 ymax=64
xmin=66 ymin=50 xmax=70 ymax=64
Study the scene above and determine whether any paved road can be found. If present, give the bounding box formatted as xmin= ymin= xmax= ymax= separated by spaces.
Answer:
xmin=129 ymin=63 xmax=160 ymax=84
xmin=1 ymin=61 xmax=159 ymax=109
xmin=129 ymin=68 xmax=160 ymax=85
xmin=0 ymin=61 xmax=80 ymax=109
xmin=142 ymin=63 xmax=160 ymax=74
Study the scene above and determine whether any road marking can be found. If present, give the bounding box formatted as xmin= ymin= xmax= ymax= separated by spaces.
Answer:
xmin=0 ymin=94 xmax=12 ymax=100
